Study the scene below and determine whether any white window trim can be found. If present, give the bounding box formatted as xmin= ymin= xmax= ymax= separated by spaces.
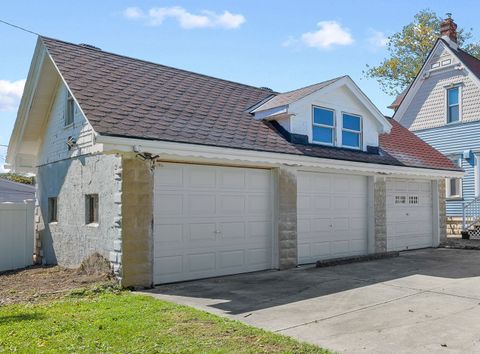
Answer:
xmin=446 ymin=155 xmax=463 ymax=200
xmin=341 ymin=112 xmax=363 ymax=150
xmin=65 ymin=92 xmax=75 ymax=127
xmin=311 ymin=106 xmax=336 ymax=146
xmin=475 ymin=153 xmax=480 ymax=198
xmin=445 ymin=84 xmax=462 ymax=125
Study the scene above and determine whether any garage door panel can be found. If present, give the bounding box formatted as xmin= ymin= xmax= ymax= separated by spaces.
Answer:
xmin=297 ymin=218 xmax=311 ymax=233
xmin=187 ymin=167 xmax=216 ymax=188
xmin=154 ymin=163 xmax=273 ymax=284
xmin=218 ymin=250 xmax=244 ymax=269
xmin=188 ymin=223 xmax=217 ymax=241
xmin=333 ymin=217 xmax=349 ymax=231
xmin=249 ymin=221 xmax=272 ymax=239
xmin=219 ymin=195 xmax=245 ymax=214
xmin=219 ymin=222 xmax=245 ymax=239
xmin=187 ymin=252 xmax=216 ymax=272
xmin=155 ymin=224 xmax=183 ymax=244
xmin=155 ymin=255 xmax=183 ymax=276
xmin=386 ymin=179 xmax=433 ymax=251
xmin=155 ymin=165 xmax=184 ymax=187
xmin=188 ymin=194 xmax=216 ymax=215
xmin=155 ymin=194 xmax=183 ymax=215
xmin=248 ymin=194 xmax=271 ymax=214
xmin=311 ymin=242 xmax=332 ymax=258
xmin=298 ymin=171 xmax=368 ymax=264
xmin=247 ymin=248 xmax=271 ymax=266
xmin=218 ymin=169 xmax=246 ymax=189
xmin=313 ymin=196 xmax=331 ymax=210
xmin=247 ymin=170 xmax=271 ymax=190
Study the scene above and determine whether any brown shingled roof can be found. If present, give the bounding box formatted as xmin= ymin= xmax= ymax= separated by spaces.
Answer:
xmin=40 ymin=36 xmax=460 ymax=172
xmin=253 ymin=77 xmax=344 ymax=112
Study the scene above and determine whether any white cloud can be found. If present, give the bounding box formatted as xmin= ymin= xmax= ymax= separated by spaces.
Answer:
xmin=367 ymin=30 xmax=388 ymax=48
xmin=124 ymin=6 xmax=246 ymax=29
xmin=0 ymin=79 xmax=25 ymax=112
xmin=124 ymin=7 xmax=143 ymax=19
xmin=300 ymin=21 xmax=354 ymax=49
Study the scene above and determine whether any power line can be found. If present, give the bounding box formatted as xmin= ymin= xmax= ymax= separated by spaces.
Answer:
xmin=0 ymin=18 xmax=40 ymax=36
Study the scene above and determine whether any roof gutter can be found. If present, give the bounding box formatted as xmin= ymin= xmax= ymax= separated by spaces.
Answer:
xmin=95 ymin=134 xmax=463 ymax=179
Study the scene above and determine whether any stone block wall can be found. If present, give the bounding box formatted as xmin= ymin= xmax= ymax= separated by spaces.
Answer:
xmin=277 ymin=167 xmax=297 ymax=269
xmin=36 ymin=154 xmax=122 ymax=272
xmin=374 ymin=177 xmax=387 ymax=252
xmin=438 ymin=179 xmax=447 ymax=242
xmin=121 ymin=157 xmax=154 ymax=288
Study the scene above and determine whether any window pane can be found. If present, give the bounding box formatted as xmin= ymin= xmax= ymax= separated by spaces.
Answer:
xmin=448 ymin=87 xmax=459 ymax=106
xmin=313 ymin=107 xmax=334 ymax=126
xmin=450 ymin=178 xmax=458 ymax=196
xmin=448 ymin=105 xmax=459 ymax=122
xmin=343 ymin=114 xmax=361 ymax=131
xmin=313 ymin=126 xmax=333 ymax=144
xmin=342 ymin=131 xmax=360 ymax=147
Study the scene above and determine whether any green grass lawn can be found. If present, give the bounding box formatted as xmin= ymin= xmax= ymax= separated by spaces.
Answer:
xmin=0 ymin=289 xmax=330 ymax=353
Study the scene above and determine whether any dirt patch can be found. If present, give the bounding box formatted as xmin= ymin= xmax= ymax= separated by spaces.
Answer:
xmin=0 ymin=265 xmax=116 ymax=305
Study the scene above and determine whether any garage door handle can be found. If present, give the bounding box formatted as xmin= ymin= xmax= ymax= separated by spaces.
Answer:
xmin=214 ymin=230 xmax=222 ymax=234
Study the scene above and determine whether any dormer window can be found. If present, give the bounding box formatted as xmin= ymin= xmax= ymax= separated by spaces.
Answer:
xmin=447 ymin=86 xmax=460 ymax=123
xmin=65 ymin=92 xmax=75 ymax=126
xmin=342 ymin=113 xmax=362 ymax=149
xmin=312 ymin=106 xmax=335 ymax=145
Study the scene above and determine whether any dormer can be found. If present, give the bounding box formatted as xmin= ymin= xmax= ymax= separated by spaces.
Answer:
xmin=251 ymin=76 xmax=391 ymax=152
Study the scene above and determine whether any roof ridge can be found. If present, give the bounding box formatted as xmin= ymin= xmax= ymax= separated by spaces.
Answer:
xmin=280 ymin=75 xmax=346 ymax=95
xmin=40 ymin=35 xmax=276 ymax=94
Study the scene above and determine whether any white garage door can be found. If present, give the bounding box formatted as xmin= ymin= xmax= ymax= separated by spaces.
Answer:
xmin=297 ymin=172 xmax=368 ymax=264
xmin=386 ymin=179 xmax=433 ymax=251
xmin=153 ymin=163 xmax=274 ymax=284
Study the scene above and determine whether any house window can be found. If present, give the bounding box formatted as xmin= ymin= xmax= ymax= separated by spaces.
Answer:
xmin=48 ymin=197 xmax=58 ymax=223
xmin=312 ymin=107 xmax=335 ymax=145
xmin=395 ymin=196 xmax=406 ymax=204
xmin=85 ymin=194 xmax=99 ymax=224
xmin=65 ymin=93 xmax=75 ymax=126
xmin=342 ymin=113 xmax=362 ymax=149
xmin=446 ymin=157 xmax=462 ymax=199
xmin=447 ymin=86 xmax=460 ymax=123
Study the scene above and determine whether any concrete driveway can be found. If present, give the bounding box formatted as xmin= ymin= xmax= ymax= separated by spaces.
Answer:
xmin=145 ymin=249 xmax=480 ymax=353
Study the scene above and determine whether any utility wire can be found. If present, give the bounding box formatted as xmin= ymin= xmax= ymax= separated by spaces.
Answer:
xmin=0 ymin=18 xmax=40 ymax=36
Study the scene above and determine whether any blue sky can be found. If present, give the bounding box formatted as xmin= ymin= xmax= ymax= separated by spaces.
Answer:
xmin=1 ymin=1 xmax=480 ymax=170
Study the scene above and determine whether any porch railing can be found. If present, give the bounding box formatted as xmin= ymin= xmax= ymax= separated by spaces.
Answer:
xmin=462 ymin=196 xmax=480 ymax=231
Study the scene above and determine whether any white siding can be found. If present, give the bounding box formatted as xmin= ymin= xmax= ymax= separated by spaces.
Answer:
xmin=288 ymin=85 xmax=380 ymax=150
xmin=37 ymin=84 xmax=98 ymax=166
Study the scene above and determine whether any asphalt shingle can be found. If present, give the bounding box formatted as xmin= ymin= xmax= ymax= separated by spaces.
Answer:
xmin=41 ymin=37 xmax=459 ymax=172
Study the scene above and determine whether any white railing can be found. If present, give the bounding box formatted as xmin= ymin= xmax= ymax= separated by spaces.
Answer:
xmin=462 ymin=196 xmax=480 ymax=231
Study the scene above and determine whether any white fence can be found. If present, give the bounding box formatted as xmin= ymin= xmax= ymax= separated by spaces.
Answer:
xmin=0 ymin=201 xmax=34 ymax=272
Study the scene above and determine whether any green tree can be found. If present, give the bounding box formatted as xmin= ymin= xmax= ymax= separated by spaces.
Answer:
xmin=0 ymin=173 xmax=34 ymax=185
xmin=364 ymin=10 xmax=480 ymax=96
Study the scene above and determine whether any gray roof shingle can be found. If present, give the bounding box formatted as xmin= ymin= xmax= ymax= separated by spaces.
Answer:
xmin=40 ymin=36 xmax=459 ymax=171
